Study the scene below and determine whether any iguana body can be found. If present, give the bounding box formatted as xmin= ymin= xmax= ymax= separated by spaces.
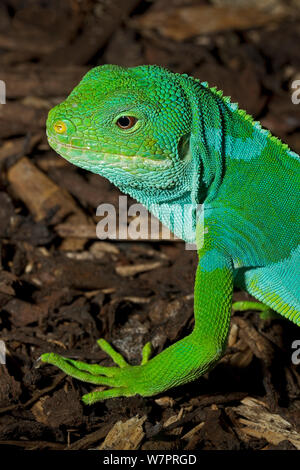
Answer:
xmin=42 ymin=65 xmax=300 ymax=404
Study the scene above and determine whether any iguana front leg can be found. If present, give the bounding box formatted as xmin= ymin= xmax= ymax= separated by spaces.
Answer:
xmin=40 ymin=247 xmax=233 ymax=404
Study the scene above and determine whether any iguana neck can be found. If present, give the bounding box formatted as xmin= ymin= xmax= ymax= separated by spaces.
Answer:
xmin=117 ymin=161 xmax=198 ymax=243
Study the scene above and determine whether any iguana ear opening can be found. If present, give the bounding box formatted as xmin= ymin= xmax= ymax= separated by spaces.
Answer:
xmin=177 ymin=134 xmax=191 ymax=162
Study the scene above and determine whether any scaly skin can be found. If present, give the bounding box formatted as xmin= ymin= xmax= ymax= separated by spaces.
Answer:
xmin=42 ymin=65 xmax=300 ymax=404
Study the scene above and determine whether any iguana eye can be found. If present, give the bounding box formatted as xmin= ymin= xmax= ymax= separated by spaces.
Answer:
xmin=116 ymin=116 xmax=137 ymax=129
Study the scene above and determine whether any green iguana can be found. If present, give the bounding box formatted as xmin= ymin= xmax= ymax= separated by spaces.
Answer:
xmin=41 ymin=65 xmax=300 ymax=404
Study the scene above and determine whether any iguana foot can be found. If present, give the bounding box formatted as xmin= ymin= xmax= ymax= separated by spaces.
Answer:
xmin=39 ymin=339 xmax=152 ymax=404
xmin=40 ymin=331 xmax=225 ymax=404
xmin=232 ymin=300 xmax=279 ymax=320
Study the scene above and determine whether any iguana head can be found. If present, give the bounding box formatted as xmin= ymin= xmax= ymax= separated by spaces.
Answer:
xmin=46 ymin=65 xmax=194 ymax=202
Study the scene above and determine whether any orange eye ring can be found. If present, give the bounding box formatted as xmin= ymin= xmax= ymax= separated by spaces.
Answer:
xmin=116 ymin=116 xmax=137 ymax=130
xmin=54 ymin=121 xmax=67 ymax=134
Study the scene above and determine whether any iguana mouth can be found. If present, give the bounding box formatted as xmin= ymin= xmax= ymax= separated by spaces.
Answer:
xmin=47 ymin=134 xmax=172 ymax=170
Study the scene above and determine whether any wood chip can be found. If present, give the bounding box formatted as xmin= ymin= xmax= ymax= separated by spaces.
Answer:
xmin=155 ymin=396 xmax=175 ymax=408
xmin=99 ymin=415 xmax=147 ymax=450
xmin=4 ymin=298 xmax=45 ymax=326
xmin=67 ymin=424 xmax=113 ymax=450
xmin=181 ymin=422 xmax=205 ymax=441
xmin=31 ymin=388 xmax=83 ymax=428
xmin=31 ymin=396 xmax=49 ymax=425
xmin=234 ymin=317 xmax=274 ymax=365
xmin=115 ymin=261 xmax=163 ymax=277
xmin=163 ymin=409 xmax=184 ymax=436
xmin=163 ymin=409 xmax=184 ymax=428
xmin=221 ymin=338 xmax=254 ymax=369
xmin=123 ymin=296 xmax=151 ymax=304
xmin=133 ymin=5 xmax=285 ymax=41
xmin=7 ymin=157 xmax=93 ymax=250
xmin=228 ymin=323 xmax=239 ymax=347
xmin=56 ymin=222 xmax=183 ymax=242
xmin=90 ymin=241 xmax=120 ymax=256
xmin=7 ymin=157 xmax=89 ymax=225
xmin=233 ymin=397 xmax=300 ymax=449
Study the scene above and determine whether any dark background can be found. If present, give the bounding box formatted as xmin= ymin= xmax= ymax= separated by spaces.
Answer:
xmin=0 ymin=0 xmax=299 ymax=450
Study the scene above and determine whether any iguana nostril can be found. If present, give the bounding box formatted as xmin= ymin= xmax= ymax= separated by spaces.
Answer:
xmin=53 ymin=120 xmax=67 ymax=134
xmin=51 ymin=118 xmax=76 ymax=136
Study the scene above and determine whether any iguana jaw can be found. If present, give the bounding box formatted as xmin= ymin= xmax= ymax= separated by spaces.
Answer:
xmin=47 ymin=134 xmax=173 ymax=173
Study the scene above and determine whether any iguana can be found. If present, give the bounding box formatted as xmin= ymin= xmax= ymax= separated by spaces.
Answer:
xmin=42 ymin=65 xmax=300 ymax=404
